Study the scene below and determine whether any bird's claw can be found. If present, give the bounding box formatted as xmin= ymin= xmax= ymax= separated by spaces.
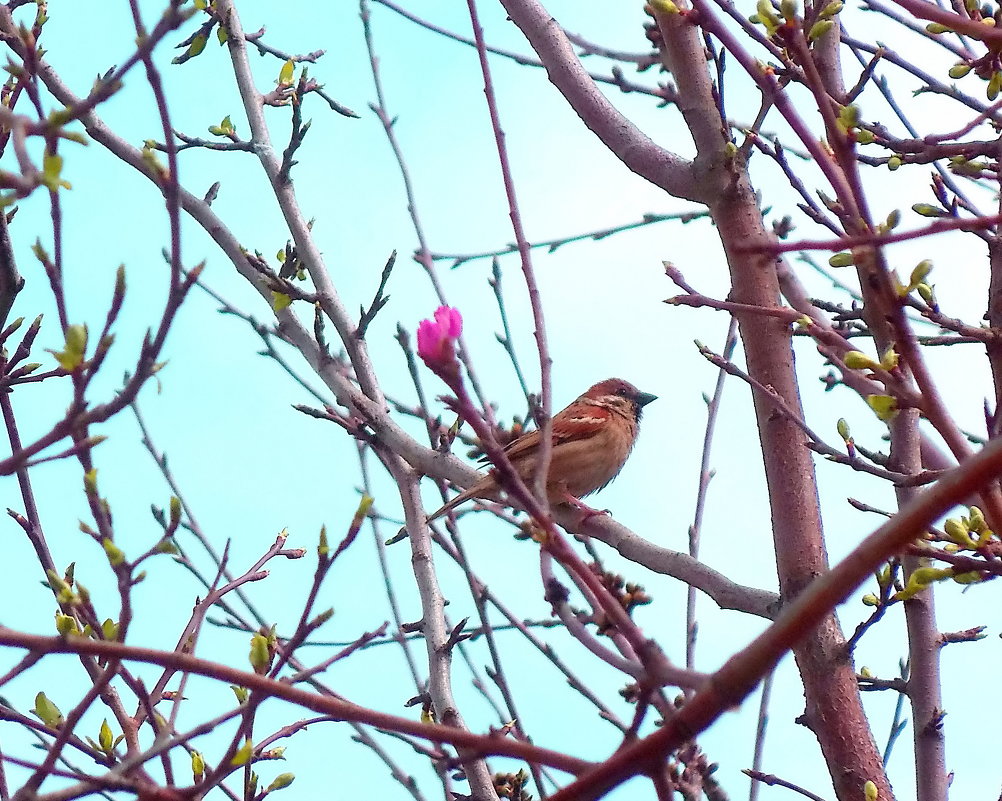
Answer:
xmin=559 ymin=491 xmax=611 ymax=523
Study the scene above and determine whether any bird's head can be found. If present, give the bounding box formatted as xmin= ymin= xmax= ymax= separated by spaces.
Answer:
xmin=582 ymin=378 xmax=658 ymax=419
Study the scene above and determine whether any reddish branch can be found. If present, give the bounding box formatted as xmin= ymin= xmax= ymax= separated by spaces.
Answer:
xmin=0 ymin=628 xmax=589 ymax=777
xmin=647 ymin=0 xmax=896 ymax=796
xmin=546 ymin=430 xmax=1002 ymax=800
xmin=758 ymin=212 xmax=1002 ymax=254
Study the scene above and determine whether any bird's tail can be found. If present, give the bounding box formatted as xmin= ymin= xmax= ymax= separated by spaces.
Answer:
xmin=425 ymin=486 xmax=480 ymax=524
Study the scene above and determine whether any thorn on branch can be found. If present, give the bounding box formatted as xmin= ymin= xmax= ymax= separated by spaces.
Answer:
xmin=291 ymin=404 xmax=373 ymax=443
xmin=440 ymin=617 xmax=471 ymax=653
xmin=938 ymin=625 xmax=987 ymax=645
xmin=279 ymin=72 xmax=314 ymax=183
xmin=6 ymin=508 xmax=30 ymax=534
xmin=356 ymin=250 xmax=396 ymax=338
xmin=857 ymin=674 xmax=908 ymax=692
xmin=315 ymin=88 xmax=360 ymax=118
xmin=742 ymin=769 xmax=829 ymax=801
xmin=923 ymin=707 xmax=946 ymax=734
xmin=244 ymin=26 xmax=329 ymax=65
xmin=313 ymin=304 xmax=330 ymax=361
xmin=0 ymin=203 xmax=22 ymax=330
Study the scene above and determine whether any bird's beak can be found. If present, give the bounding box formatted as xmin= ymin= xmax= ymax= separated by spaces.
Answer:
xmin=636 ymin=391 xmax=658 ymax=407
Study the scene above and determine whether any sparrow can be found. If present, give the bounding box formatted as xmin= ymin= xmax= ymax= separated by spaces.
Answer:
xmin=426 ymin=378 xmax=657 ymax=523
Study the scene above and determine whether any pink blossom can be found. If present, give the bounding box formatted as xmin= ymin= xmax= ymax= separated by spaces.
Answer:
xmin=417 ymin=306 xmax=463 ymax=370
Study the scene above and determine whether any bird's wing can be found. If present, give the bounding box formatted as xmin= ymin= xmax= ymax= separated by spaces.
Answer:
xmin=498 ymin=427 xmax=541 ymax=463
xmin=476 ymin=427 xmax=543 ymax=466
xmin=483 ymin=410 xmax=608 ymax=466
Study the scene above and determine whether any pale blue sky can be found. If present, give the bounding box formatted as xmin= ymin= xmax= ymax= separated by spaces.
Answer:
xmin=2 ymin=1 xmax=999 ymax=800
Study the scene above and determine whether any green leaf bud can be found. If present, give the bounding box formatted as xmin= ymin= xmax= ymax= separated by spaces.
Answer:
xmin=249 ymin=632 xmax=271 ymax=673
xmin=865 ymin=394 xmax=898 ymax=421
xmin=33 ymin=692 xmax=64 ymax=728
xmin=231 ymin=739 xmax=253 ymax=766
xmin=879 ymin=347 xmax=899 ymax=371
xmin=271 ymin=291 xmax=291 ymax=312
xmin=910 ymin=566 xmax=951 ymax=585
xmin=909 ymin=260 xmax=933 ymax=286
xmin=989 ymin=70 xmax=1002 ymax=99
xmin=102 ymin=538 xmax=125 ymax=566
xmin=843 ymin=351 xmax=880 ymax=370
xmin=266 ymin=773 xmax=296 ymax=792
xmin=53 ymin=323 xmax=88 ymax=370
xmin=99 ymin=719 xmax=114 ymax=752
xmin=55 ymin=613 xmax=78 ymax=636
xmin=968 ymin=506 xmax=987 ymax=533
xmin=944 ymin=518 xmax=975 ymax=548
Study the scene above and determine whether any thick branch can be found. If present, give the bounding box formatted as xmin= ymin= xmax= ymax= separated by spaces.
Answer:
xmin=499 ymin=0 xmax=704 ymax=202
xmin=652 ymin=4 xmax=892 ymax=798
xmin=547 ymin=426 xmax=1002 ymax=800
xmin=0 ymin=627 xmax=589 ymax=776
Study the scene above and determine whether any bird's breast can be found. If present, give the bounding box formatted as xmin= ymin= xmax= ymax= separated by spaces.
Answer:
xmin=544 ymin=418 xmax=636 ymax=498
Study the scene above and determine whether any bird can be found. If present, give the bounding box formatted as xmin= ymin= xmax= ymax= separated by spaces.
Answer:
xmin=426 ymin=378 xmax=657 ymax=523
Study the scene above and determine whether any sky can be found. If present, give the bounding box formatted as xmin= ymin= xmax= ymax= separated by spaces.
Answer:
xmin=2 ymin=1 xmax=1000 ymax=800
